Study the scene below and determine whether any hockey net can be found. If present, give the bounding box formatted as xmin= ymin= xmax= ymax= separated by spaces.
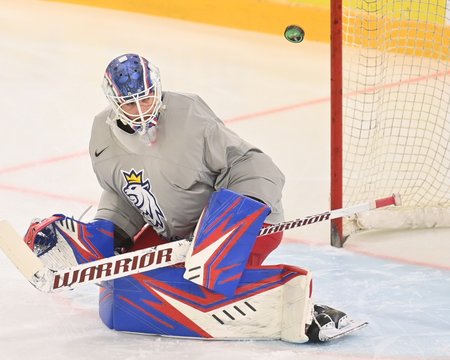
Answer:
xmin=331 ymin=0 xmax=450 ymax=242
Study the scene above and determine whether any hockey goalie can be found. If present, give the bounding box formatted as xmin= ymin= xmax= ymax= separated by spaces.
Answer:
xmin=24 ymin=189 xmax=367 ymax=343
xmin=18 ymin=53 xmax=368 ymax=343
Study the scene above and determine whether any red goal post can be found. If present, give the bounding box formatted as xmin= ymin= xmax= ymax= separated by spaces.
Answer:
xmin=330 ymin=0 xmax=450 ymax=247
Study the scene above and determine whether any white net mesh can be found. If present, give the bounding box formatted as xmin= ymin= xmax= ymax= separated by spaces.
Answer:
xmin=341 ymin=0 xmax=450 ymax=235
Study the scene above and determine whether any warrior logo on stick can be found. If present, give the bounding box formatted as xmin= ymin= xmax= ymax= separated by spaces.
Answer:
xmin=122 ymin=169 xmax=166 ymax=231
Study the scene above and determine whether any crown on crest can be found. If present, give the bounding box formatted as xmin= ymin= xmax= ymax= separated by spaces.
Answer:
xmin=123 ymin=169 xmax=143 ymax=184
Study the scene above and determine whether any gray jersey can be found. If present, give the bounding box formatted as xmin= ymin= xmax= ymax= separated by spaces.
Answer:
xmin=89 ymin=92 xmax=285 ymax=240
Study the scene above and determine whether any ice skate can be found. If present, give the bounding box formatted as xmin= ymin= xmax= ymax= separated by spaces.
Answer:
xmin=306 ymin=304 xmax=368 ymax=342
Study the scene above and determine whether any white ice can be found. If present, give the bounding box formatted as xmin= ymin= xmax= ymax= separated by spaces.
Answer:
xmin=0 ymin=1 xmax=449 ymax=359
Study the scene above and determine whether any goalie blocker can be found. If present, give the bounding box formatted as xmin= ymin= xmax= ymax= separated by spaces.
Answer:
xmin=20 ymin=189 xmax=367 ymax=343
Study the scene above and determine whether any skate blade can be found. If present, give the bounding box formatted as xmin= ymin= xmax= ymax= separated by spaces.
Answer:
xmin=319 ymin=320 xmax=368 ymax=342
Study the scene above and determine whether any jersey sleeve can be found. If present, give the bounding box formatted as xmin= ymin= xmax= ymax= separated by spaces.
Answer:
xmin=94 ymin=189 xmax=146 ymax=238
xmin=203 ymin=122 xmax=285 ymax=223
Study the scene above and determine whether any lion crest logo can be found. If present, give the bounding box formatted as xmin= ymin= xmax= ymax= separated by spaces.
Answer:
xmin=121 ymin=169 xmax=166 ymax=231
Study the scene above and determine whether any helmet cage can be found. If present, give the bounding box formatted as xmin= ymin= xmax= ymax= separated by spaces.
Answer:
xmin=102 ymin=55 xmax=162 ymax=134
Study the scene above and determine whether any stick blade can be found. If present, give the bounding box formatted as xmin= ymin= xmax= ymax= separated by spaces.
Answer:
xmin=0 ymin=220 xmax=44 ymax=281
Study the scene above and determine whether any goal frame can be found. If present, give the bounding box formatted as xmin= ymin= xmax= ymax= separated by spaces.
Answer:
xmin=330 ymin=0 xmax=344 ymax=247
xmin=330 ymin=0 xmax=450 ymax=247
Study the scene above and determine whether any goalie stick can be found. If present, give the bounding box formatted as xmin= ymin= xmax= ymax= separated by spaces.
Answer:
xmin=0 ymin=194 xmax=400 ymax=293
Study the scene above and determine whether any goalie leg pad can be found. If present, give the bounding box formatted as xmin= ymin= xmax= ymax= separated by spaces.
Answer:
xmin=99 ymin=264 xmax=312 ymax=343
xmin=183 ymin=189 xmax=271 ymax=297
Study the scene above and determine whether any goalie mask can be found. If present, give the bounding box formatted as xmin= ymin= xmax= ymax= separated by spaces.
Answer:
xmin=102 ymin=54 xmax=163 ymax=135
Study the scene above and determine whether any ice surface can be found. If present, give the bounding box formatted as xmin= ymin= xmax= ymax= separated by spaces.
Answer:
xmin=0 ymin=1 xmax=449 ymax=359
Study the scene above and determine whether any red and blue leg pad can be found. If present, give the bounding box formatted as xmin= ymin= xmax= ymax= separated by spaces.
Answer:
xmin=99 ymin=264 xmax=308 ymax=339
xmin=183 ymin=189 xmax=271 ymax=297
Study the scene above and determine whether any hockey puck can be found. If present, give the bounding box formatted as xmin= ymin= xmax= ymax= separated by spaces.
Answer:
xmin=284 ymin=25 xmax=305 ymax=43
